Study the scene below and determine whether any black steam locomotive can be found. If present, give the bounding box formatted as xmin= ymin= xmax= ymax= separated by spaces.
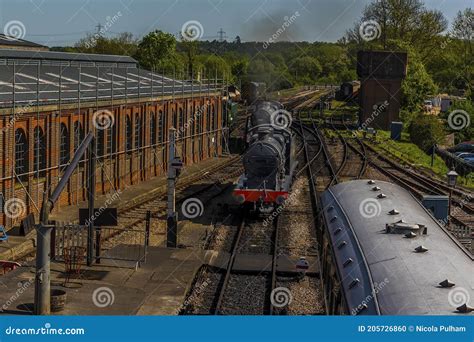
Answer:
xmin=233 ymin=100 xmax=297 ymax=212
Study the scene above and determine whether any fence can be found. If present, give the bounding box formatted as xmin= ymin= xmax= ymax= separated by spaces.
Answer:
xmin=52 ymin=211 xmax=151 ymax=267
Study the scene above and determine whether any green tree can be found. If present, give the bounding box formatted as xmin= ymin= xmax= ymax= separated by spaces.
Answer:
xmin=409 ymin=115 xmax=446 ymax=153
xmin=387 ymin=41 xmax=437 ymax=113
xmin=289 ymin=56 xmax=322 ymax=84
xmin=345 ymin=0 xmax=447 ymax=60
xmin=75 ymin=32 xmax=138 ymax=56
xmin=134 ymin=30 xmax=183 ymax=74
xmin=196 ymin=54 xmax=232 ymax=81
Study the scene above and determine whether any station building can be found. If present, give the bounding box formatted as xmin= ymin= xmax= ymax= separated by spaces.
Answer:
xmin=0 ymin=49 xmax=225 ymax=227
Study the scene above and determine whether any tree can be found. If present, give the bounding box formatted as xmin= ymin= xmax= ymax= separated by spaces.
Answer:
xmin=289 ymin=56 xmax=322 ymax=84
xmin=401 ymin=50 xmax=437 ymax=113
xmin=134 ymin=30 xmax=183 ymax=74
xmin=409 ymin=115 xmax=445 ymax=153
xmin=196 ymin=54 xmax=232 ymax=81
xmin=451 ymin=8 xmax=474 ymax=100
xmin=180 ymin=39 xmax=200 ymax=79
xmin=345 ymin=0 xmax=447 ymax=59
xmin=452 ymin=8 xmax=474 ymax=56
xmin=75 ymin=32 xmax=138 ymax=56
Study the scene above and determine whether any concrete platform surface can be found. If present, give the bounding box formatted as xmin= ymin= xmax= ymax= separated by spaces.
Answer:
xmin=0 ymin=246 xmax=210 ymax=316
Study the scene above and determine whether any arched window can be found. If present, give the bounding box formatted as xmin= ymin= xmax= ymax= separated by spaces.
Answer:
xmin=15 ymin=128 xmax=28 ymax=181
xmin=97 ymin=129 xmax=105 ymax=159
xmin=60 ymin=123 xmax=70 ymax=169
xmin=179 ymin=108 xmax=184 ymax=133
xmin=212 ymin=104 xmax=217 ymax=130
xmin=150 ymin=112 xmax=156 ymax=146
xmin=126 ymin=115 xmax=132 ymax=155
xmin=73 ymin=121 xmax=84 ymax=151
xmin=172 ymin=108 xmax=177 ymax=129
xmin=158 ymin=110 xmax=164 ymax=143
xmin=135 ymin=114 xmax=142 ymax=151
xmin=191 ymin=105 xmax=195 ymax=157
xmin=73 ymin=121 xmax=86 ymax=163
xmin=106 ymin=127 xmax=111 ymax=155
xmin=206 ymin=104 xmax=211 ymax=132
xmin=34 ymin=126 xmax=46 ymax=177
xmin=111 ymin=121 xmax=117 ymax=154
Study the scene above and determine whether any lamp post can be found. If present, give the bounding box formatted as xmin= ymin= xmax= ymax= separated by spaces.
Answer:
xmin=446 ymin=169 xmax=459 ymax=227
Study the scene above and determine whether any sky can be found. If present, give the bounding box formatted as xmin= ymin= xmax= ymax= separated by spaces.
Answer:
xmin=0 ymin=0 xmax=472 ymax=47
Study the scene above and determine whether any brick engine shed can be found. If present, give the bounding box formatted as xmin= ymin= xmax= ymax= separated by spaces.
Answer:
xmin=0 ymin=49 xmax=226 ymax=228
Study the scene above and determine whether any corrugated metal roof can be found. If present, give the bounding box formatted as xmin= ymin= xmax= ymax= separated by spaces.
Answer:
xmin=321 ymin=179 xmax=473 ymax=315
xmin=0 ymin=48 xmax=137 ymax=65
xmin=0 ymin=64 xmax=220 ymax=108
xmin=0 ymin=34 xmax=47 ymax=48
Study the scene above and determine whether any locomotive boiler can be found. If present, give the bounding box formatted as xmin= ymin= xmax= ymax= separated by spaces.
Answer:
xmin=233 ymin=100 xmax=297 ymax=212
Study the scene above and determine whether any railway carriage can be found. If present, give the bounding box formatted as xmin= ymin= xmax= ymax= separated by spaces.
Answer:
xmin=319 ymin=179 xmax=473 ymax=315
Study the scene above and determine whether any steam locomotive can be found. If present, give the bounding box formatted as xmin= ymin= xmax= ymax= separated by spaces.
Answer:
xmin=233 ymin=100 xmax=297 ymax=212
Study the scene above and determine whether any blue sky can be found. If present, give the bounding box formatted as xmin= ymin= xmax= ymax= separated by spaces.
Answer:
xmin=0 ymin=0 xmax=472 ymax=46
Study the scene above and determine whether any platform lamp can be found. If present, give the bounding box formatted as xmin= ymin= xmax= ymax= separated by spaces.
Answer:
xmin=446 ymin=169 xmax=459 ymax=227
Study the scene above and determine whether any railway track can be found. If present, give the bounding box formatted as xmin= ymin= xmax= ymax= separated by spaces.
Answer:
xmin=180 ymin=209 xmax=278 ymax=315
xmin=341 ymin=130 xmax=473 ymax=251
xmin=214 ymin=213 xmax=277 ymax=315
xmin=181 ymin=93 xmax=333 ymax=316
xmin=325 ymin=117 xmax=367 ymax=181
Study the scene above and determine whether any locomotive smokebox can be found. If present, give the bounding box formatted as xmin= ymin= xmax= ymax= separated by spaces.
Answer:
xmin=243 ymin=134 xmax=284 ymax=182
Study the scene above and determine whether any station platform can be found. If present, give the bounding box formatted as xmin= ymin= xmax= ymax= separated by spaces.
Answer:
xmin=0 ymin=156 xmax=234 ymax=262
xmin=0 ymin=246 xmax=213 ymax=315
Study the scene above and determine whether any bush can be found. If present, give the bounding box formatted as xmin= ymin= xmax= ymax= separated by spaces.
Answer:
xmin=408 ymin=115 xmax=445 ymax=153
